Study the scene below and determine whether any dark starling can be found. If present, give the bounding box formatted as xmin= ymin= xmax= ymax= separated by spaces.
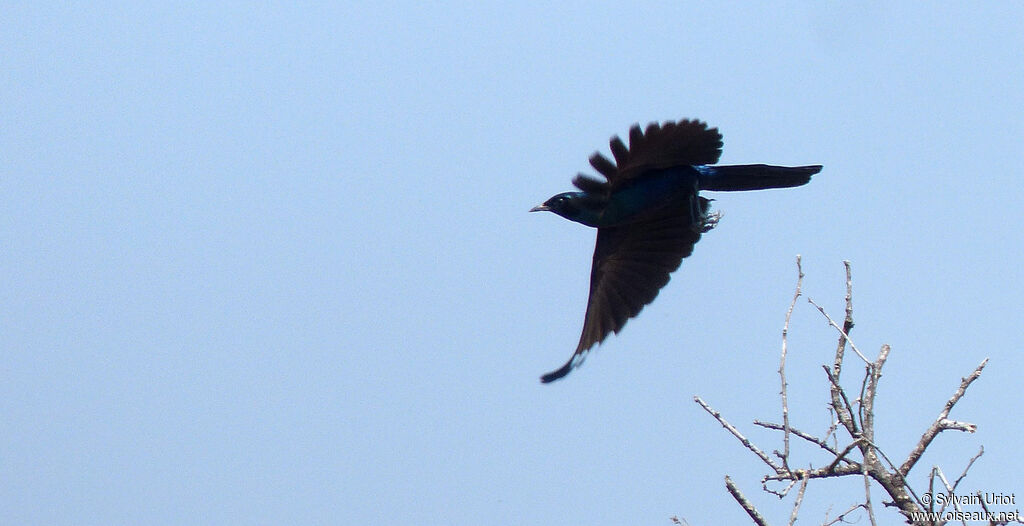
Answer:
xmin=531 ymin=119 xmax=820 ymax=382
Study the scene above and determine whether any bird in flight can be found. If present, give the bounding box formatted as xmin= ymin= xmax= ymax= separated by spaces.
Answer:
xmin=531 ymin=119 xmax=820 ymax=383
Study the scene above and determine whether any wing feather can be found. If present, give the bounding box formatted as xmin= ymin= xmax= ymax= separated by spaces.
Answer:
xmin=592 ymin=119 xmax=723 ymax=187
xmin=572 ymin=173 xmax=611 ymax=194
xmin=588 ymin=153 xmax=618 ymax=179
xmin=540 ymin=209 xmax=706 ymax=382
xmin=609 ymin=136 xmax=630 ymax=166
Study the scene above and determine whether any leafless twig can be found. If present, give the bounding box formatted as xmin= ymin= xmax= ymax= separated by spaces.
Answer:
xmin=725 ymin=476 xmax=769 ymax=526
xmin=778 ymin=254 xmax=804 ymax=471
xmin=753 ymin=420 xmax=847 ymax=460
xmin=808 ymin=296 xmax=870 ymax=365
xmin=695 ymin=396 xmax=782 ymax=474
xmin=822 ymin=503 xmax=867 ymax=526
xmin=787 ymin=472 xmax=809 ymax=526
xmin=899 ymin=359 xmax=987 ymax=478
xmin=692 ymin=259 xmax=992 ymax=525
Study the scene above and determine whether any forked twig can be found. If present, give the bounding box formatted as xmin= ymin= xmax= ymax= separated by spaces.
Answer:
xmin=899 ymin=359 xmax=988 ymax=477
xmin=692 ymin=259 xmax=992 ymax=525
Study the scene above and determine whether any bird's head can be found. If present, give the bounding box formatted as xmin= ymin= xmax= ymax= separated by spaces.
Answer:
xmin=530 ymin=192 xmax=587 ymax=221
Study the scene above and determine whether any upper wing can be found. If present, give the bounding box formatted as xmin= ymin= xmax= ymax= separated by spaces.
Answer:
xmin=540 ymin=202 xmax=708 ymax=383
xmin=586 ymin=120 xmax=723 ymax=188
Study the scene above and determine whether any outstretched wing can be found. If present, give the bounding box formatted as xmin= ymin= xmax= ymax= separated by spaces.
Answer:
xmin=540 ymin=201 xmax=710 ymax=383
xmin=588 ymin=120 xmax=723 ymax=188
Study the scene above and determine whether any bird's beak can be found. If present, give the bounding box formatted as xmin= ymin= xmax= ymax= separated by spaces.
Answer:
xmin=529 ymin=204 xmax=550 ymax=212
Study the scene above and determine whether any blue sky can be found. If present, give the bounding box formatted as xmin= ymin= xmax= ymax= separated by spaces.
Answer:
xmin=4 ymin=3 xmax=1022 ymax=525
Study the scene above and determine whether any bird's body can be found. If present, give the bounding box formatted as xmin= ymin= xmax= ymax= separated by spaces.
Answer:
xmin=542 ymin=167 xmax=699 ymax=227
xmin=532 ymin=119 xmax=820 ymax=383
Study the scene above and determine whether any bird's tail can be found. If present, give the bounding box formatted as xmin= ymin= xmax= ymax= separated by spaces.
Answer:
xmin=698 ymin=164 xmax=821 ymax=192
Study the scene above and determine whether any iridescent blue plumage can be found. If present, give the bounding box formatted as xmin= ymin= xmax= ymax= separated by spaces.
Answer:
xmin=531 ymin=119 xmax=821 ymax=383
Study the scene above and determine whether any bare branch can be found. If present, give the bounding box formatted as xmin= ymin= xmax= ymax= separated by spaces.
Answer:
xmin=725 ymin=476 xmax=769 ymax=526
xmin=935 ymin=447 xmax=986 ymax=517
xmin=860 ymin=345 xmax=890 ymax=441
xmin=779 ymin=254 xmax=804 ymax=471
xmin=808 ymin=296 xmax=870 ymax=364
xmin=753 ymin=420 xmax=848 ymax=460
xmin=822 ymin=503 xmax=867 ymax=526
xmin=857 ymin=435 xmax=926 ymax=509
xmin=835 ymin=261 xmax=854 ymax=380
xmin=701 ymin=260 xmax=993 ymax=525
xmin=927 ymin=467 xmax=937 ymax=513
xmin=933 ymin=467 xmax=968 ymax=518
xmin=789 ymin=472 xmax=809 ymax=526
xmin=823 ymin=410 xmax=840 ymax=452
xmin=939 ymin=419 xmax=978 ymax=433
xmin=764 ymin=476 xmax=799 ymax=498
xmin=823 ymin=366 xmax=859 ymax=437
xmin=857 ymin=366 xmax=871 ymax=431
xmin=951 ymin=446 xmax=984 ymax=493
xmin=861 ymin=458 xmax=877 ymax=526
xmin=899 ymin=358 xmax=988 ymax=477
xmin=764 ymin=464 xmax=863 ymax=482
xmin=976 ymin=488 xmax=1016 ymax=526
xmin=695 ymin=396 xmax=783 ymax=473
xmin=823 ymin=439 xmax=863 ymax=474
